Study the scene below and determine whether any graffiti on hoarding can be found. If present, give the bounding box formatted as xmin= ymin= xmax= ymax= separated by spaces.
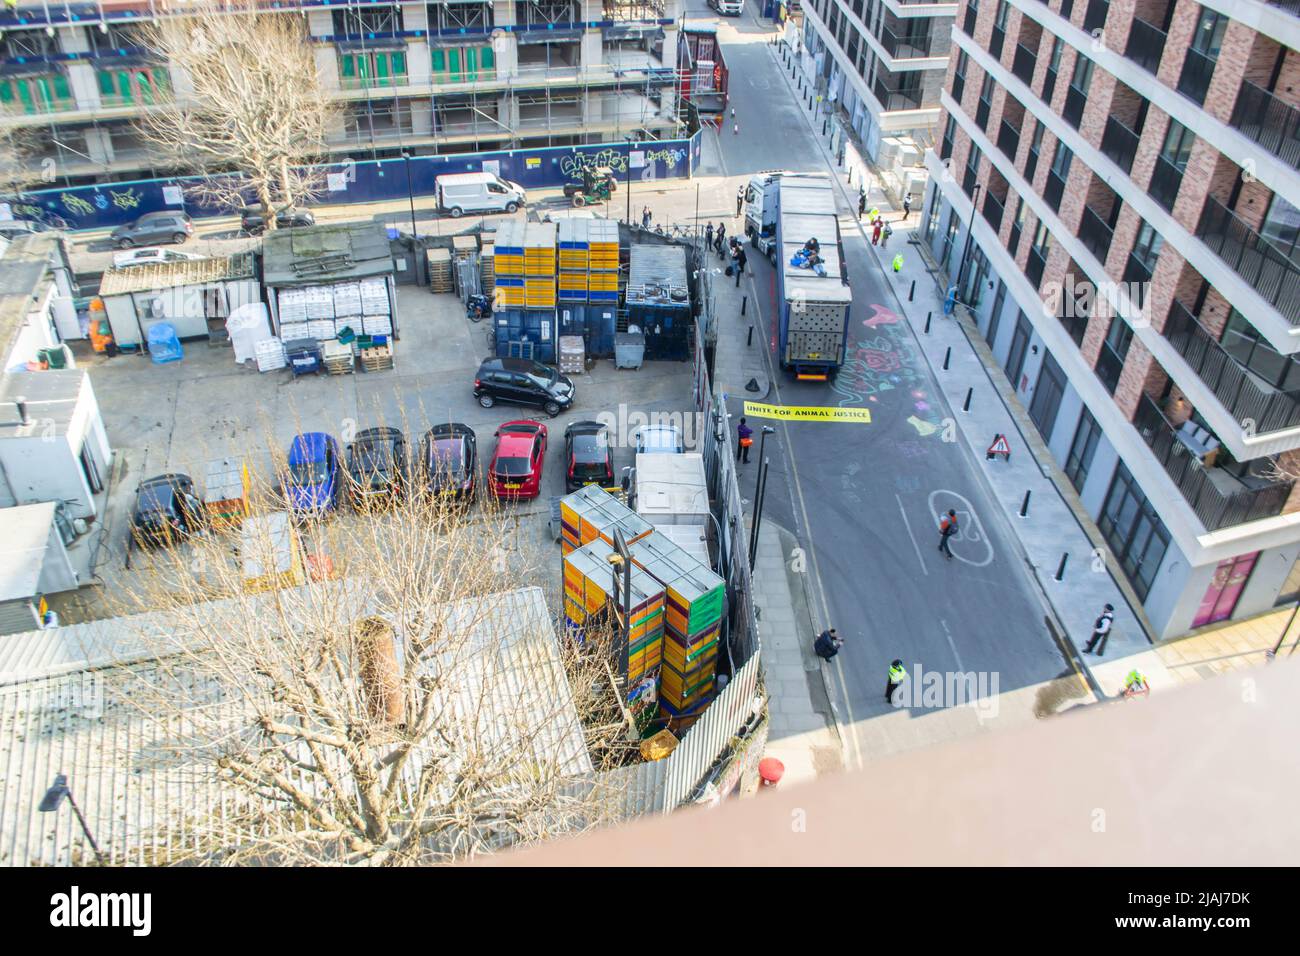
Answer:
xmin=60 ymin=193 xmax=95 ymax=217
xmin=641 ymin=147 xmax=687 ymax=170
xmin=109 ymin=188 xmax=142 ymax=211
xmin=559 ymin=149 xmax=628 ymax=180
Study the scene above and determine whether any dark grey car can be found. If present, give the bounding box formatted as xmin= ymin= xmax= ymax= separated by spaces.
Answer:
xmin=110 ymin=211 xmax=195 ymax=249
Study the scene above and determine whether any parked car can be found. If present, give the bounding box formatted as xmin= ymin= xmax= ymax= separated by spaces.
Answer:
xmin=634 ymin=423 xmax=685 ymax=455
xmin=419 ymin=423 xmax=478 ymax=500
xmin=488 ymin=420 xmax=547 ymax=500
xmin=345 ymin=427 xmax=408 ymax=506
xmin=131 ymin=473 xmax=203 ymax=546
xmin=0 ymin=220 xmax=47 ymax=241
xmin=473 ymin=357 xmax=575 ymax=418
xmin=110 ymin=211 xmax=195 ymax=249
xmin=240 ymin=206 xmax=316 ymax=235
xmin=112 ymin=247 xmax=208 ymax=270
xmin=283 ymin=432 xmax=342 ymax=515
xmin=564 ymin=420 xmax=614 ymax=493
xmin=709 ymin=0 xmax=744 ymax=14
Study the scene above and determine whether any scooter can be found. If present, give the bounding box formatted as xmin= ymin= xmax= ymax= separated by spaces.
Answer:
xmin=466 ymin=294 xmax=491 ymax=323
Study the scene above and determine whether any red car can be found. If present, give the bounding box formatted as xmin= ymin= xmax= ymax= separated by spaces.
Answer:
xmin=488 ymin=420 xmax=547 ymax=500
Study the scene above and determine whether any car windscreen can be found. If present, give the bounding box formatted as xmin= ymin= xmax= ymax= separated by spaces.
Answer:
xmin=354 ymin=443 xmax=393 ymax=472
xmin=289 ymin=459 xmax=329 ymax=485
xmin=136 ymin=485 xmax=174 ymax=514
xmin=426 ymin=439 xmax=465 ymax=475
xmin=527 ymin=363 xmax=557 ymax=384
xmin=492 ymin=456 xmax=532 ymax=477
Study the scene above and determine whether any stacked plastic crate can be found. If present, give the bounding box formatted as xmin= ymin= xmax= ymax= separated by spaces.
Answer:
xmin=629 ymin=532 xmax=726 ymax=717
xmin=557 ymin=219 xmax=589 ymax=307
xmin=493 ymin=220 xmax=526 ymax=309
xmin=587 ymin=219 xmax=620 ymax=305
xmin=523 ymin=222 xmax=557 ymax=310
xmin=559 ymin=485 xmax=653 ymax=556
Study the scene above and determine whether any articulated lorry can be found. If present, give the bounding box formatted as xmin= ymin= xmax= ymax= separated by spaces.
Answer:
xmin=743 ymin=171 xmax=851 ymax=380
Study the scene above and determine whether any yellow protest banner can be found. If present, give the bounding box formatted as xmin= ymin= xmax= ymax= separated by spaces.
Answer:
xmin=743 ymin=402 xmax=872 ymax=423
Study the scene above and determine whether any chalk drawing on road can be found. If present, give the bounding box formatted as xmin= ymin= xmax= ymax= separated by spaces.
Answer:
xmin=833 ymin=304 xmax=945 ymax=434
xmin=907 ymin=415 xmax=939 ymax=436
xmin=926 ymin=490 xmax=994 ymax=567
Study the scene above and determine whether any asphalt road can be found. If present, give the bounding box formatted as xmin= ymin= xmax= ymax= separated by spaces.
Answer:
xmin=707 ymin=9 xmax=1069 ymax=761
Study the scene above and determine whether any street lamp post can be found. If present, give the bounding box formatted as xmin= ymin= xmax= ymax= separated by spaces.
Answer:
xmin=748 ymin=456 xmax=771 ymax=569
xmin=39 ymin=774 xmax=103 ymax=863
xmin=401 ymin=151 xmax=419 ymax=241
xmin=757 ymin=424 xmax=776 ymax=468
xmin=626 ymin=139 xmax=633 ymax=226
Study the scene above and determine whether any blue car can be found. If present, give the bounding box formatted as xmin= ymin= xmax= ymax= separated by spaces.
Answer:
xmin=284 ymin=432 xmax=342 ymax=515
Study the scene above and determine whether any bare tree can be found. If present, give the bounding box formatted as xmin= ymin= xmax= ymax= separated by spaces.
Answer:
xmin=0 ymin=124 xmax=48 ymax=202
xmin=103 ymin=418 xmax=640 ymax=865
xmin=135 ymin=6 xmax=336 ymax=225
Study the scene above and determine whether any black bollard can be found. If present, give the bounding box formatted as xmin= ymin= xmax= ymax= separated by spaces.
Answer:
xmin=942 ymin=347 xmax=951 ymax=370
xmin=741 ymin=295 xmax=747 ymax=316
xmin=962 ymin=387 xmax=972 ymax=412
xmin=1019 ymin=490 xmax=1031 ymax=517
xmin=908 ymin=279 xmax=916 ymax=302
xmin=822 ymin=120 xmax=828 ymax=136
xmin=924 ymin=311 xmax=932 ymax=334
xmin=747 ymin=325 xmax=754 ymax=347
xmin=1054 ymin=553 xmax=1069 ymax=582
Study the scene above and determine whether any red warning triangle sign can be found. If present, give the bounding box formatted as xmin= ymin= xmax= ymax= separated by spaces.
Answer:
xmin=987 ymin=434 xmax=1012 ymax=458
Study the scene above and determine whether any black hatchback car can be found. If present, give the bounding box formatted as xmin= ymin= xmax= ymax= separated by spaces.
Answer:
xmin=345 ymin=427 xmax=408 ymax=506
xmin=419 ymin=423 xmax=477 ymax=500
xmin=240 ymin=206 xmax=316 ymax=235
xmin=473 ymin=357 xmax=575 ymax=418
xmin=564 ymin=420 xmax=614 ymax=493
xmin=131 ymin=473 xmax=203 ymax=546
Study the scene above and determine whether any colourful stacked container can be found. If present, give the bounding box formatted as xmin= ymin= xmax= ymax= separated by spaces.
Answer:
xmin=523 ymin=222 xmax=557 ymax=309
xmin=559 ymin=484 xmax=653 ymax=555
xmin=563 ymin=538 xmax=666 ymax=710
xmin=629 ymin=532 xmax=726 ymax=716
xmin=493 ymin=220 xmax=527 ymax=308
xmin=558 ymin=219 xmax=590 ymax=304
xmin=587 ymin=219 xmax=620 ymax=303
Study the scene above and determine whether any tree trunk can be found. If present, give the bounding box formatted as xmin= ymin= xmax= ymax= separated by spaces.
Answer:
xmin=257 ymin=183 xmax=276 ymax=233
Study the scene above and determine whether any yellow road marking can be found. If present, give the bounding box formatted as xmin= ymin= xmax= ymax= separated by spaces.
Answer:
xmin=743 ymin=402 xmax=872 ymax=423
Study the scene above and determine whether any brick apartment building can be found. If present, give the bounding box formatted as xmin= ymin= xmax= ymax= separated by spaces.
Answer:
xmin=0 ymin=0 xmax=685 ymax=187
xmin=920 ymin=0 xmax=1300 ymax=637
xmin=794 ymin=0 xmax=957 ymax=164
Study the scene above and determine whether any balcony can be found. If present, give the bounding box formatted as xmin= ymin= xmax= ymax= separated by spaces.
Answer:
xmin=873 ymin=76 xmax=925 ymax=111
xmin=990 ymin=25 xmax=1006 ymax=61
xmin=1134 ymin=394 xmax=1295 ymax=531
xmin=1125 ymin=17 xmax=1167 ymax=75
xmin=1027 ymin=247 xmax=1047 ymax=288
xmin=879 ymin=25 xmax=935 ymax=60
xmin=1063 ymin=84 xmax=1087 ymax=128
xmin=1082 ymin=0 xmax=1109 ymax=33
xmin=1265 ymin=0 xmax=1300 ymax=16
xmin=1100 ymin=116 xmax=1140 ymax=175
xmin=1196 ymin=195 xmax=1300 ymax=327
xmin=1165 ymin=300 xmax=1300 ymax=435
xmin=1078 ymin=206 xmax=1114 ymax=262
xmin=1044 ymin=169 xmax=1067 ymax=212
xmin=1177 ymin=47 xmax=1216 ymax=106
xmin=983 ymin=191 xmax=1006 ymax=232
xmin=1148 ymin=155 xmax=1183 ymax=213
xmin=1012 ymin=44 xmax=1037 ymax=85
xmin=1229 ymin=79 xmax=1300 ymax=172
xmin=996 ymin=119 xmax=1020 ymax=160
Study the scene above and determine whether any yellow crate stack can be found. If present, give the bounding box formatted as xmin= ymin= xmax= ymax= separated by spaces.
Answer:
xmin=493 ymin=219 xmax=527 ymax=307
xmin=523 ymin=222 xmax=557 ymax=308
xmin=587 ymin=219 xmax=620 ymax=304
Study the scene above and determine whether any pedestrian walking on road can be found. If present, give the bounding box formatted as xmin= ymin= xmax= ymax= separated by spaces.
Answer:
xmin=814 ymin=628 xmax=844 ymax=661
xmin=736 ymin=186 xmax=745 ymax=217
xmin=735 ymin=246 xmax=747 ymax=287
xmin=885 ymin=659 xmax=907 ymax=703
xmin=871 ymin=219 xmax=883 ymax=245
xmin=733 ymin=122 xmax=739 ymax=136
xmin=903 ymin=194 xmax=912 ymax=218
xmin=737 ymin=417 xmax=754 ymax=463
xmin=1083 ymin=604 xmax=1115 ymax=657
xmin=881 ymin=221 xmax=893 ymax=247
xmin=730 ymin=106 xmax=736 ymax=120
xmin=705 ymin=222 xmax=715 ymax=250
xmin=937 ymin=509 xmax=958 ymax=559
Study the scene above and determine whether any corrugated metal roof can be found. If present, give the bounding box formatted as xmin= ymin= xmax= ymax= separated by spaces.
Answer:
xmin=97 ymin=252 xmax=256 ymax=297
xmin=0 ymin=585 xmax=592 ymax=865
xmin=626 ymin=244 xmax=688 ymax=308
xmin=262 ymin=222 xmax=394 ymax=287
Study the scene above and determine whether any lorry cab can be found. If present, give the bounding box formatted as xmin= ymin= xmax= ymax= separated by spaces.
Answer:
xmin=436 ymin=172 xmax=527 ymax=218
xmin=743 ymin=172 xmax=784 ymax=261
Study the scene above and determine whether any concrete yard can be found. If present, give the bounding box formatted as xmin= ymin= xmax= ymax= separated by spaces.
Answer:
xmin=52 ymin=281 xmax=699 ymax=622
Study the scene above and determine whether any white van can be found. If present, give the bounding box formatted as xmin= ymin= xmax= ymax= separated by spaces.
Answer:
xmin=709 ymin=0 xmax=743 ymax=15
xmin=436 ymin=172 xmax=527 ymax=218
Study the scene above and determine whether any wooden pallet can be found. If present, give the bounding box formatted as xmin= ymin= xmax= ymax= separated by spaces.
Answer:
xmin=360 ymin=343 xmax=394 ymax=372
xmin=427 ymin=248 xmax=453 ymax=293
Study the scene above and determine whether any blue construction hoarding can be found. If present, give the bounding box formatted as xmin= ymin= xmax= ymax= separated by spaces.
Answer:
xmin=6 ymin=133 xmax=701 ymax=233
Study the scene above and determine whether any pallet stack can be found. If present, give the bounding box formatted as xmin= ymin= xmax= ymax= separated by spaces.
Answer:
xmin=629 ymin=531 xmax=726 ymax=718
xmin=563 ymin=537 xmax=666 ymax=710
xmin=203 ymin=457 xmax=250 ymax=530
xmin=587 ymin=219 xmax=620 ymax=304
xmin=360 ymin=342 xmax=394 ymax=371
xmin=480 ymin=243 xmax=496 ymax=296
xmin=427 ymin=248 xmax=453 ymax=293
xmin=558 ymin=485 xmax=653 ymax=556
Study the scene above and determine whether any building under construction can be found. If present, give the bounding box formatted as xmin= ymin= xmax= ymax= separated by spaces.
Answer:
xmin=0 ymin=0 xmax=690 ymax=187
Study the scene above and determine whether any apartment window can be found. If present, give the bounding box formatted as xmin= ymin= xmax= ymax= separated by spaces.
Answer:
xmin=925 ymin=190 xmax=942 ymax=239
xmin=991 ymin=1 xmax=1009 ymax=59
xmin=965 ymin=246 xmax=991 ymax=306
xmin=1065 ymin=407 xmax=1102 ymax=492
xmin=1030 ymin=352 xmax=1067 ymax=438
xmin=1221 ymin=309 xmax=1300 ymax=391
xmin=941 ymin=209 xmax=961 ymax=268
xmin=1027 ymin=220 xmax=1052 ymax=287
xmin=1131 ymin=220 xmax=1164 ymax=273
xmin=1045 ymin=141 xmax=1072 ymax=211
xmin=964 ymin=0 xmax=980 ymax=38
xmin=1008 ymin=195 xmax=1025 ymax=254
xmin=431 ymin=45 xmax=496 ymax=82
xmin=953 ymin=50 xmax=969 ymax=103
xmin=340 ymin=50 xmax=409 ymax=88
xmin=1099 ymin=462 xmax=1172 ymax=602
xmin=1064 ymin=55 xmax=1093 ymax=128
xmin=1178 ymin=7 xmax=1226 ymax=105
xmin=986 ymin=279 xmax=1008 ymax=347
xmin=1042 ymin=37 xmax=1064 ymax=104
xmin=940 ymin=113 xmax=957 ymax=161
xmin=96 ymin=67 xmax=170 ymax=106
xmin=1096 ymin=318 xmax=1132 ymax=394
xmin=1161 ymin=119 xmax=1195 ymax=168
xmin=977 ymin=73 xmax=996 ymax=129
xmin=0 ymin=72 xmax=74 ymax=115
xmin=1258 ymin=193 xmax=1300 ymax=266
xmin=1150 ymin=119 xmax=1192 ymax=212
xmin=1025 ymin=120 xmax=1045 ymax=182
xmin=964 ymin=143 xmax=983 ymax=196
xmin=428 ymin=2 xmax=494 ymax=31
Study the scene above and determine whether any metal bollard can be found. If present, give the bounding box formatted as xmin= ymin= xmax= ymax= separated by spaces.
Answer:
xmin=741 ymin=295 xmax=747 ymax=316
xmin=747 ymin=326 xmax=754 ymax=347
xmin=942 ymin=347 xmax=951 ymax=370
xmin=1019 ymin=490 xmax=1031 ymax=517
xmin=924 ymin=311 xmax=932 ymax=334
xmin=908 ymin=280 xmax=916 ymax=302
xmin=962 ymin=387 xmax=972 ymax=412
xmin=1054 ymin=553 xmax=1068 ymax=582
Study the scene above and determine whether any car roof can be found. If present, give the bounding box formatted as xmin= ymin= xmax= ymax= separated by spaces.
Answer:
xmin=288 ymin=432 xmax=333 ymax=461
xmin=566 ymin=420 xmax=605 ymax=437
